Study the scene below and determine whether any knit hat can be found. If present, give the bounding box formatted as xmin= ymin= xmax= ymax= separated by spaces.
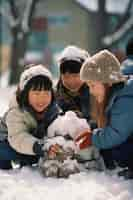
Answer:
xmin=80 ymin=49 xmax=124 ymax=83
xmin=57 ymin=45 xmax=89 ymax=65
xmin=19 ymin=64 xmax=52 ymax=91
xmin=120 ymin=58 xmax=133 ymax=75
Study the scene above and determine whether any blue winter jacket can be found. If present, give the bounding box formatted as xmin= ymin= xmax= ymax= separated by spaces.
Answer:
xmin=92 ymin=80 xmax=133 ymax=149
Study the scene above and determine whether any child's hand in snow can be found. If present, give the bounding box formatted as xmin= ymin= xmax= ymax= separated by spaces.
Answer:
xmin=75 ymin=131 xmax=92 ymax=150
xmin=48 ymin=144 xmax=63 ymax=159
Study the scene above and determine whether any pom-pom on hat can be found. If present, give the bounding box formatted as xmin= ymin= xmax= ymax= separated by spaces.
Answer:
xmin=80 ymin=49 xmax=124 ymax=83
xmin=19 ymin=64 xmax=52 ymax=91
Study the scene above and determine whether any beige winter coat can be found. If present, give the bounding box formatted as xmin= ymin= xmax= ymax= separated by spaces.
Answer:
xmin=6 ymin=96 xmax=39 ymax=155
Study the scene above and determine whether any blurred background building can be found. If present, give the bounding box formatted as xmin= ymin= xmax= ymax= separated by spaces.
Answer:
xmin=0 ymin=0 xmax=133 ymax=86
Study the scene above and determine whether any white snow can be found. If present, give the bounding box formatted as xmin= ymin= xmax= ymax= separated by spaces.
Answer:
xmin=0 ymin=87 xmax=133 ymax=200
xmin=76 ymin=0 xmax=129 ymax=14
xmin=21 ymin=0 xmax=34 ymax=33
xmin=43 ymin=135 xmax=76 ymax=153
xmin=75 ymin=0 xmax=98 ymax=12
xmin=47 ymin=111 xmax=90 ymax=139
xmin=0 ymin=167 xmax=132 ymax=200
xmin=0 ymin=4 xmax=19 ymax=28
xmin=106 ymin=0 xmax=130 ymax=14
xmin=0 ymin=87 xmax=16 ymax=117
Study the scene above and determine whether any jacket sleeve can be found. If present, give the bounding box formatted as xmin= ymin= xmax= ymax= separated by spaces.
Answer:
xmin=92 ymin=96 xmax=133 ymax=149
xmin=6 ymin=108 xmax=38 ymax=155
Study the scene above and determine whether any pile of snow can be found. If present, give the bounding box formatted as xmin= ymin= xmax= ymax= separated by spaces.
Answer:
xmin=0 ymin=167 xmax=132 ymax=200
xmin=48 ymin=111 xmax=90 ymax=139
xmin=45 ymin=111 xmax=90 ymax=153
xmin=76 ymin=0 xmax=129 ymax=14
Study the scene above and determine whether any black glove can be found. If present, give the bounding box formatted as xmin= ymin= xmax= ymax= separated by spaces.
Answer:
xmin=33 ymin=141 xmax=44 ymax=157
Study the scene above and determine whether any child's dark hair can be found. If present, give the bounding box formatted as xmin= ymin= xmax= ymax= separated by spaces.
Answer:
xmin=60 ymin=60 xmax=84 ymax=74
xmin=16 ymin=75 xmax=53 ymax=108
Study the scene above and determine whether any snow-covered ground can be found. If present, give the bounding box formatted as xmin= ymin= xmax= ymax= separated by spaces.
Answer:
xmin=0 ymin=87 xmax=133 ymax=200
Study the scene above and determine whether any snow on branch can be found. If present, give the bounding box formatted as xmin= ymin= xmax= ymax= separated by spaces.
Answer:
xmin=102 ymin=15 xmax=133 ymax=46
xmin=0 ymin=6 xmax=18 ymax=28
xmin=21 ymin=0 xmax=35 ymax=33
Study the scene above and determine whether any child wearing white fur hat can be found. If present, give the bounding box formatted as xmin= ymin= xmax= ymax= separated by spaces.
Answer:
xmin=55 ymin=45 xmax=92 ymax=122
xmin=0 ymin=64 xmax=62 ymax=169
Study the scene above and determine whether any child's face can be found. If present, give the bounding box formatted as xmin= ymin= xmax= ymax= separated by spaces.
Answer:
xmin=61 ymin=73 xmax=84 ymax=92
xmin=28 ymin=89 xmax=52 ymax=112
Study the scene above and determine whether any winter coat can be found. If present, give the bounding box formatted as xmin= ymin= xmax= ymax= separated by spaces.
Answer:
xmin=55 ymin=80 xmax=90 ymax=121
xmin=92 ymin=80 xmax=133 ymax=149
xmin=2 ymin=95 xmax=61 ymax=155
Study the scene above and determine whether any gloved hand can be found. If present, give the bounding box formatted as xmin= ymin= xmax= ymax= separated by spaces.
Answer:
xmin=75 ymin=131 xmax=92 ymax=150
xmin=48 ymin=144 xmax=63 ymax=159
xmin=33 ymin=141 xmax=44 ymax=157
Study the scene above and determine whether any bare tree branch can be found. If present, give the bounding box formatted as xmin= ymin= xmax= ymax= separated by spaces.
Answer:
xmin=102 ymin=0 xmax=133 ymax=46
xmin=21 ymin=0 xmax=35 ymax=33
xmin=102 ymin=15 xmax=133 ymax=45
xmin=8 ymin=0 xmax=18 ymax=19
xmin=0 ymin=3 xmax=18 ymax=28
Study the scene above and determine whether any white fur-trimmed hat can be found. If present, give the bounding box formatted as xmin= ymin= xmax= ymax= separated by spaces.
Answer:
xmin=19 ymin=64 xmax=52 ymax=91
xmin=57 ymin=45 xmax=89 ymax=65
xmin=80 ymin=49 xmax=124 ymax=83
